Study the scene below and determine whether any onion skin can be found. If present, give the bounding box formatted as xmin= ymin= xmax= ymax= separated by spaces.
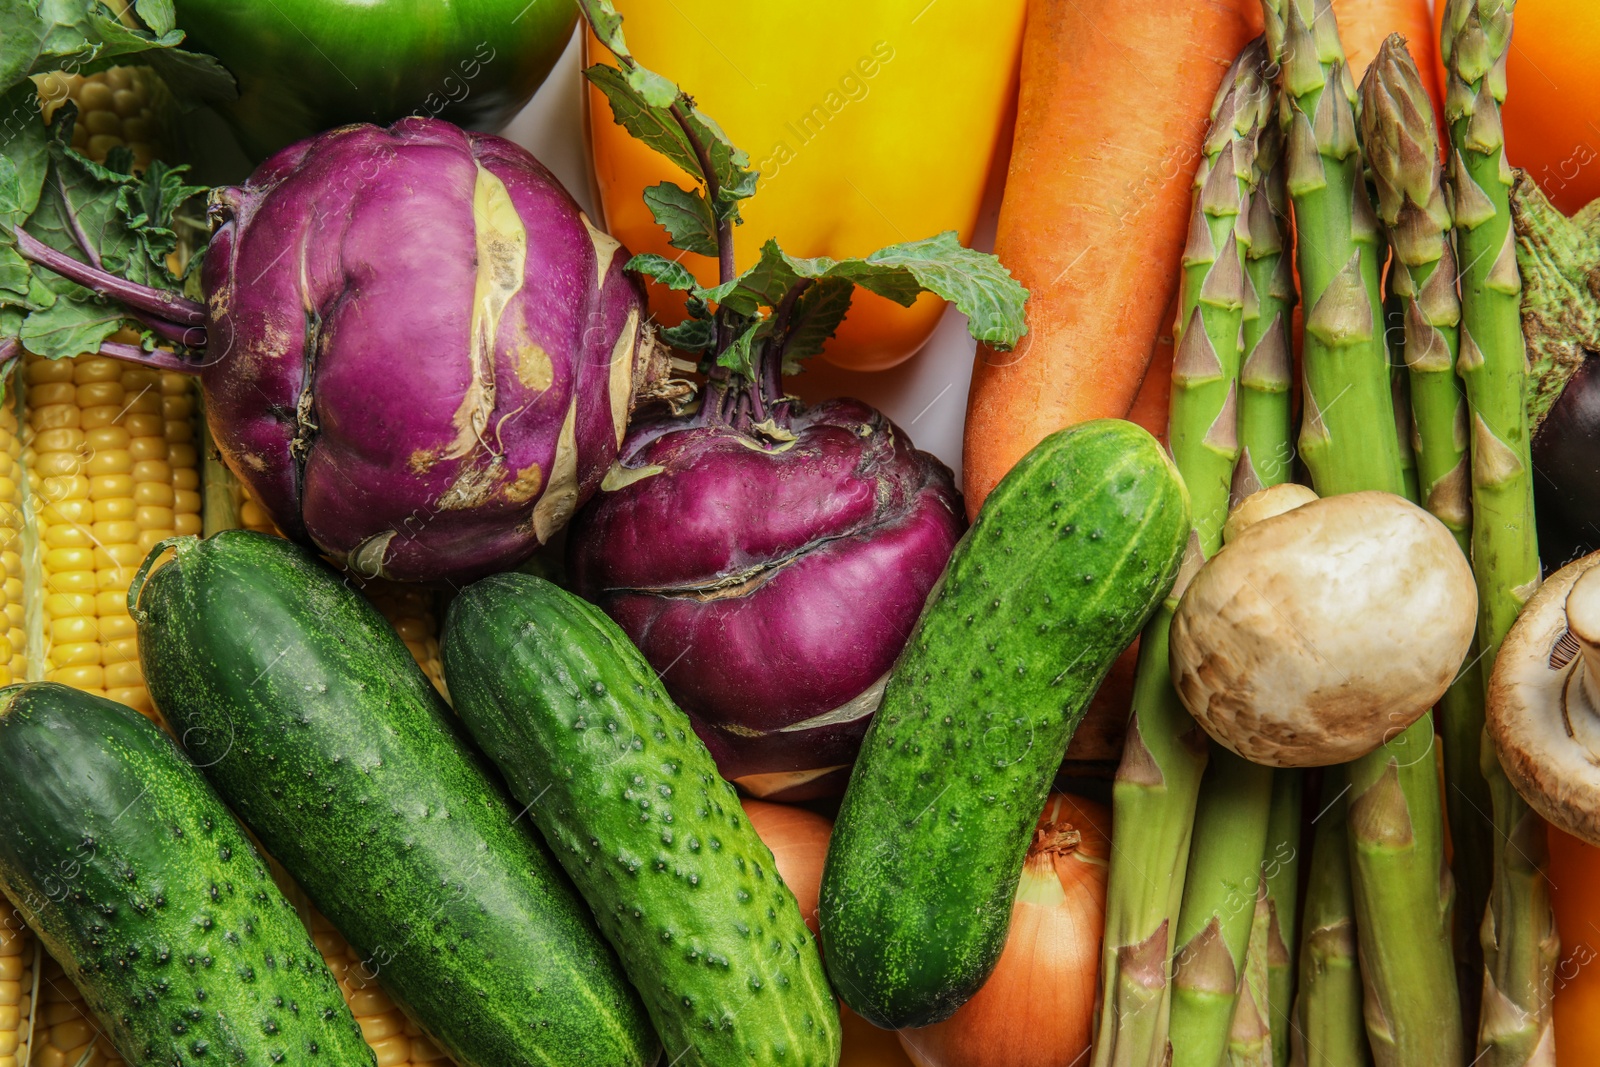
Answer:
xmin=739 ymin=799 xmax=918 ymax=1067
xmin=896 ymin=794 xmax=1110 ymax=1067
xmin=571 ymin=398 xmax=964 ymax=792
xmin=203 ymin=118 xmax=649 ymax=582
xmin=740 ymin=798 xmax=833 ymax=937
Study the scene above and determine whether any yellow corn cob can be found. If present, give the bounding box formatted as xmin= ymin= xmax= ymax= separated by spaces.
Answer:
xmin=307 ymin=911 xmax=449 ymax=1067
xmin=0 ymin=910 xmax=39 ymax=1067
xmin=29 ymin=957 xmax=119 ymax=1067
xmin=162 ymin=374 xmax=202 ymax=541
xmin=23 ymin=352 xmax=189 ymax=719
xmin=32 ymin=67 xmax=168 ymax=172
xmin=363 ymin=582 xmax=448 ymax=697
xmin=0 ymin=394 xmax=25 ymax=688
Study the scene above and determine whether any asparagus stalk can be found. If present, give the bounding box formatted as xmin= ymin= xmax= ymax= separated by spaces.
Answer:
xmin=1262 ymin=769 xmax=1302 ymax=1067
xmin=1092 ymin=43 xmax=1263 ymax=1067
xmin=1234 ymin=104 xmax=1304 ymax=1067
xmin=1166 ymin=46 xmax=1278 ymax=1067
xmin=1440 ymin=3 xmax=1558 ymax=1061
xmin=1290 ymin=787 xmax=1372 ymax=1067
xmin=1358 ymin=34 xmax=1493 ymax=1028
xmin=1258 ymin=2 xmax=1464 ymax=1061
xmin=1226 ymin=880 xmax=1274 ymax=1067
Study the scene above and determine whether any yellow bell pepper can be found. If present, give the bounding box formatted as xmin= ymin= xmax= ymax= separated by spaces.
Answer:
xmin=585 ymin=0 xmax=1026 ymax=371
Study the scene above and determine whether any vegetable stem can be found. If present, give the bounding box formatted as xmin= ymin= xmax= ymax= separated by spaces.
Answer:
xmin=1291 ymin=785 xmax=1373 ymax=1067
xmin=1441 ymin=2 xmax=1558 ymax=1061
xmin=1358 ymin=34 xmax=1492 ymax=1029
xmin=1259 ymin=2 xmax=1463 ymax=1060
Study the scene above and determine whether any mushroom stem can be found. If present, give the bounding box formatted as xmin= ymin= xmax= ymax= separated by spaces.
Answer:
xmin=1565 ymin=568 xmax=1600 ymax=717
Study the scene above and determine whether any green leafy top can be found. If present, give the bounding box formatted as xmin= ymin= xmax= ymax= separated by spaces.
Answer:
xmin=576 ymin=0 xmax=1027 ymax=381
xmin=2 ymin=0 xmax=233 ymax=103
xmin=0 ymin=2 xmax=226 ymax=382
xmin=1 ymin=92 xmax=204 ymax=367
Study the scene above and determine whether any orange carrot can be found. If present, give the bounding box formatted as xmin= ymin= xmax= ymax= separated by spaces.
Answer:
xmin=1126 ymin=298 xmax=1177 ymax=448
xmin=961 ymin=0 xmax=1263 ymax=519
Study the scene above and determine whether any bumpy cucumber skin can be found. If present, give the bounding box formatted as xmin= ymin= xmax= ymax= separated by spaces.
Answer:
xmin=820 ymin=419 xmax=1190 ymax=1028
xmin=0 ymin=682 xmax=375 ymax=1066
xmin=442 ymin=575 xmax=841 ymax=1067
xmin=133 ymin=531 xmax=658 ymax=1067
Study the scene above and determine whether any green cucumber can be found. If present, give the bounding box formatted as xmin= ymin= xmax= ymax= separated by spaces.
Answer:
xmin=0 ymin=682 xmax=375 ymax=1066
xmin=441 ymin=575 xmax=841 ymax=1067
xmin=819 ymin=418 xmax=1190 ymax=1027
xmin=130 ymin=531 xmax=658 ymax=1067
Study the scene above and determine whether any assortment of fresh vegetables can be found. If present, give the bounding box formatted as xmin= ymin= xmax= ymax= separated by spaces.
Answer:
xmin=2 ymin=0 xmax=1600 ymax=1066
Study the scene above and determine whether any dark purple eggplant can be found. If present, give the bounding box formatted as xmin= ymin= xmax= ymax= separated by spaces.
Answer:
xmin=1513 ymin=173 xmax=1600 ymax=567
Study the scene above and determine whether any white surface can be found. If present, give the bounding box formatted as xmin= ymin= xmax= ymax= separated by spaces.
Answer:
xmin=499 ymin=29 xmax=993 ymax=485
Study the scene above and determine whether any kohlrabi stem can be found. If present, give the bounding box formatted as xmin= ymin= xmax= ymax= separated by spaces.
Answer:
xmin=1442 ymin=3 xmax=1557 ymax=1062
xmin=13 ymin=226 xmax=207 ymax=327
xmin=97 ymin=339 xmax=202 ymax=374
xmin=667 ymin=103 xmax=736 ymax=288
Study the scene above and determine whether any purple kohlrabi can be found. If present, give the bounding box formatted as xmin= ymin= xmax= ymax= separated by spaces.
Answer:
xmin=201 ymin=119 xmax=663 ymax=581
xmin=568 ymin=396 xmax=964 ymax=800
xmin=14 ymin=117 xmax=673 ymax=582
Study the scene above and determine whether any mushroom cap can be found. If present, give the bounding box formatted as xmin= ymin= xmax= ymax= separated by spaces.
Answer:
xmin=1487 ymin=551 xmax=1600 ymax=845
xmin=1171 ymin=490 xmax=1478 ymax=767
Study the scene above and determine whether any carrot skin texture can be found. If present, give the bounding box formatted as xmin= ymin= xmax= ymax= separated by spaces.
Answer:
xmin=960 ymin=0 xmax=1263 ymax=519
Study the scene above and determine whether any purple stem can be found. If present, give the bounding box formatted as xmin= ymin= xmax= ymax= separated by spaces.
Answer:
xmin=97 ymin=339 xmax=203 ymax=374
xmin=133 ymin=313 xmax=207 ymax=350
xmin=13 ymin=227 xmax=208 ymax=329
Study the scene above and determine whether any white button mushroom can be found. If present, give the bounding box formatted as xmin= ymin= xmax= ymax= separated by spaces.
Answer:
xmin=1170 ymin=489 xmax=1479 ymax=767
xmin=1487 ymin=553 xmax=1600 ymax=845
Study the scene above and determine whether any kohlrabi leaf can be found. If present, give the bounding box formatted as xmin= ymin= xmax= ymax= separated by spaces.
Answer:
xmin=17 ymin=284 xmax=124 ymax=359
xmin=659 ymin=317 xmax=717 ymax=353
xmin=716 ymin=317 xmax=768 ymax=379
xmin=826 ymin=232 xmax=1028 ymax=349
xmin=643 ymin=182 xmax=718 ymax=257
xmin=0 ymin=86 xmax=49 ymax=300
xmin=133 ymin=0 xmax=175 ymax=36
xmin=578 ymin=0 xmax=755 ymax=224
xmin=779 ymin=277 xmax=854 ymax=372
xmin=701 ymin=234 xmax=1029 ymax=351
xmin=4 ymin=115 xmax=199 ymax=360
xmin=626 ymin=252 xmax=698 ymax=291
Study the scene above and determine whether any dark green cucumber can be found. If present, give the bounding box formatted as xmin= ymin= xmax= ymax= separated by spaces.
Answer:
xmin=0 ymin=682 xmax=374 ymax=1066
xmin=130 ymin=531 xmax=657 ymax=1067
xmin=442 ymin=575 xmax=840 ymax=1067
xmin=819 ymin=418 xmax=1190 ymax=1028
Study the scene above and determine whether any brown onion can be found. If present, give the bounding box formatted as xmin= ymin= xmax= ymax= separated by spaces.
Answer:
xmin=741 ymin=798 xmax=919 ymax=1067
xmin=896 ymin=794 xmax=1111 ymax=1067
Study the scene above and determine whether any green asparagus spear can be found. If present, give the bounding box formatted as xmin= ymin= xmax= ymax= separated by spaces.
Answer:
xmin=1233 ymin=106 xmax=1303 ymax=1067
xmin=1441 ymin=2 xmax=1558 ymax=1061
xmin=1358 ymin=33 xmax=1492 ymax=1030
xmin=1258 ymin=1 xmax=1464 ymax=1061
xmin=1262 ymin=769 xmax=1303 ymax=1067
xmin=1092 ymin=42 xmax=1265 ymax=1067
xmin=1291 ymin=788 xmax=1372 ymax=1067
xmin=1226 ymin=880 xmax=1274 ymax=1067
xmin=1167 ymin=45 xmax=1278 ymax=1067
